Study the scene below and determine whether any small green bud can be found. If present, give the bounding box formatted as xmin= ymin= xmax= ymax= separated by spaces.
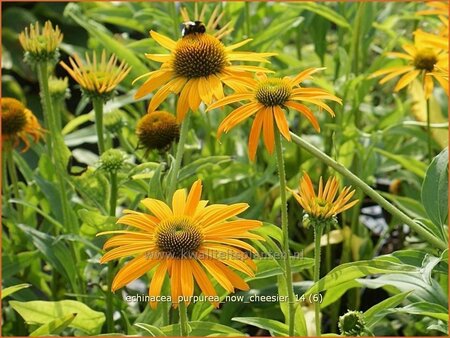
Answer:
xmin=338 ymin=310 xmax=367 ymax=336
xmin=104 ymin=109 xmax=126 ymax=134
xmin=99 ymin=149 xmax=127 ymax=174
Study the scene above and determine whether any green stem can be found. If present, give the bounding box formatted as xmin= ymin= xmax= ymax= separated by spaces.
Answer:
xmin=169 ymin=2 xmax=180 ymax=38
xmin=274 ymin=128 xmax=295 ymax=336
xmin=178 ymin=301 xmax=189 ymax=336
xmin=106 ymin=171 xmax=118 ymax=332
xmin=314 ymin=223 xmax=323 ymax=337
xmin=37 ymin=62 xmax=73 ymax=231
xmin=426 ymin=98 xmax=432 ymax=162
xmin=167 ymin=111 xmax=191 ymax=201
xmin=290 ymin=132 xmax=447 ymax=250
xmin=244 ymin=2 xmax=251 ymax=37
xmin=350 ymin=2 xmax=365 ymax=75
xmin=5 ymin=148 xmax=22 ymax=221
xmin=93 ymin=98 xmax=106 ymax=155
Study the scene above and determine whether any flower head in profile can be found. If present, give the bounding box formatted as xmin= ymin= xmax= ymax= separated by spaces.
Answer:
xmin=19 ymin=21 xmax=63 ymax=63
xmin=207 ymin=69 xmax=341 ymax=161
xmin=136 ymin=111 xmax=180 ymax=153
xmin=1 ymin=98 xmax=44 ymax=152
xmin=371 ymin=36 xmax=448 ymax=99
xmin=180 ymin=4 xmax=233 ymax=39
xmin=134 ymin=30 xmax=275 ymax=122
xmin=291 ymin=172 xmax=358 ymax=227
xmin=60 ymin=50 xmax=131 ymax=100
xmin=98 ymin=180 xmax=262 ymax=308
xmin=339 ymin=310 xmax=367 ymax=337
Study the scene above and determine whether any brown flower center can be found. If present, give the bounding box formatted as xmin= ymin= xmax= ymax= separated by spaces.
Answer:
xmin=255 ymin=78 xmax=292 ymax=107
xmin=173 ymin=34 xmax=228 ymax=79
xmin=155 ymin=216 xmax=203 ymax=258
xmin=413 ymin=48 xmax=438 ymax=72
xmin=136 ymin=112 xmax=179 ymax=151
xmin=1 ymin=98 xmax=28 ymax=136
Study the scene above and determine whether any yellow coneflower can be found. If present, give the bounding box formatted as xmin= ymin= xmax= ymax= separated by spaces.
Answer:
xmin=207 ymin=69 xmax=341 ymax=161
xmin=1 ymin=98 xmax=44 ymax=152
xmin=134 ymin=30 xmax=275 ymax=122
xmin=180 ymin=4 xmax=233 ymax=39
xmin=136 ymin=111 xmax=180 ymax=152
xmin=371 ymin=37 xmax=448 ymax=99
xmin=19 ymin=21 xmax=63 ymax=62
xmin=291 ymin=172 xmax=358 ymax=221
xmin=98 ymin=180 xmax=262 ymax=308
xmin=60 ymin=50 xmax=131 ymax=99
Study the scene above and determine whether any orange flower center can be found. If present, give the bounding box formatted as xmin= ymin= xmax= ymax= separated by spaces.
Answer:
xmin=155 ymin=216 xmax=203 ymax=258
xmin=173 ymin=34 xmax=228 ymax=79
xmin=1 ymin=98 xmax=28 ymax=136
xmin=255 ymin=78 xmax=292 ymax=107
xmin=413 ymin=48 xmax=438 ymax=72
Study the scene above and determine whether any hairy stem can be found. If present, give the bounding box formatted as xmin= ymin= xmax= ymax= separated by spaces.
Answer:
xmin=274 ymin=128 xmax=295 ymax=336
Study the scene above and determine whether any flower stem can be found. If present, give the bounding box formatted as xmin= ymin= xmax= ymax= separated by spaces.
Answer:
xmin=93 ymin=97 xmax=106 ymax=155
xmin=5 ymin=147 xmax=22 ymax=221
xmin=289 ymin=132 xmax=447 ymax=250
xmin=166 ymin=111 xmax=191 ymax=201
xmin=274 ymin=128 xmax=295 ymax=336
xmin=314 ymin=222 xmax=323 ymax=336
xmin=178 ymin=301 xmax=189 ymax=336
xmin=37 ymin=62 xmax=72 ymax=231
xmin=105 ymin=171 xmax=118 ymax=332
xmin=426 ymin=98 xmax=432 ymax=162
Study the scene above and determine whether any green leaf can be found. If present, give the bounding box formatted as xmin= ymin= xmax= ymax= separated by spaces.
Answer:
xmin=291 ymin=2 xmax=351 ymax=28
xmin=3 ymin=251 xmax=38 ymax=279
xmin=17 ymin=224 xmax=80 ymax=294
xmin=178 ymin=156 xmax=231 ymax=182
xmin=134 ymin=323 xmax=166 ymax=336
xmin=160 ymin=321 xmax=243 ymax=336
xmin=64 ymin=3 xmax=148 ymax=81
xmin=78 ymin=209 xmax=116 ymax=231
xmin=232 ymin=317 xmax=288 ymax=336
xmin=305 ymin=257 xmax=417 ymax=296
xmin=421 ymin=147 xmax=448 ymax=227
xmin=294 ymin=305 xmax=308 ymax=336
xmin=321 ymin=280 xmax=362 ymax=308
xmin=1 ymin=284 xmax=31 ymax=299
xmin=364 ymin=291 xmax=412 ymax=328
xmin=29 ymin=313 xmax=77 ymax=336
xmin=250 ymin=257 xmax=314 ymax=280
xmin=375 ymin=148 xmax=427 ymax=178
xmin=10 ymin=300 xmax=105 ymax=335
xmin=389 ymin=301 xmax=448 ymax=321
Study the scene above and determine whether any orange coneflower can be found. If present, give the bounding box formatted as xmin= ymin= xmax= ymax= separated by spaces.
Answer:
xmin=291 ymin=172 xmax=358 ymax=221
xmin=98 ymin=180 xmax=262 ymax=308
xmin=371 ymin=36 xmax=448 ymax=99
xmin=1 ymin=98 xmax=44 ymax=152
xmin=60 ymin=50 xmax=131 ymax=99
xmin=206 ymin=69 xmax=341 ymax=161
xmin=134 ymin=30 xmax=275 ymax=122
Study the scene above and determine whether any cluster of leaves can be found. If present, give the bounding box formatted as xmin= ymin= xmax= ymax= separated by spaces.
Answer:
xmin=2 ymin=1 xmax=448 ymax=336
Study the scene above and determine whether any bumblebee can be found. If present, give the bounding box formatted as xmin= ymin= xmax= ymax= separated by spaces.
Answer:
xmin=181 ymin=21 xmax=206 ymax=37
